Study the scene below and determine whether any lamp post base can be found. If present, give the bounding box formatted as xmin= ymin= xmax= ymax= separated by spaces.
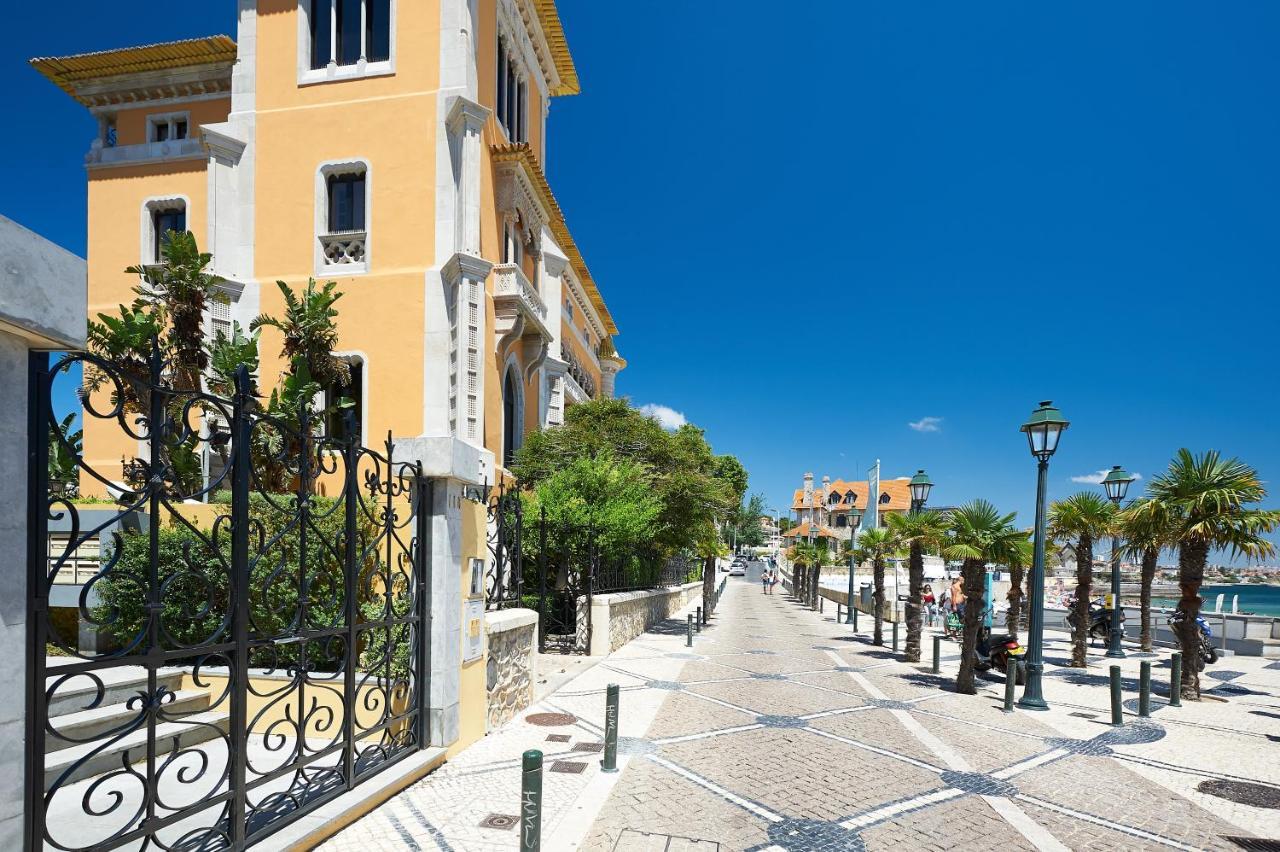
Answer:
xmin=1017 ymin=664 xmax=1049 ymax=711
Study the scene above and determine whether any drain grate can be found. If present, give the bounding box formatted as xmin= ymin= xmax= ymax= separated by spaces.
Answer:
xmin=1199 ymin=780 xmax=1280 ymax=809
xmin=545 ymin=734 xmax=571 ymax=743
xmin=526 ymin=712 xmax=577 ymax=727
xmin=550 ymin=760 xmax=587 ymax=774
xmin=479 ymin=813 xmax=519 ymax=831
xmin=1222 ymin=837 xmax=1280 ymax=851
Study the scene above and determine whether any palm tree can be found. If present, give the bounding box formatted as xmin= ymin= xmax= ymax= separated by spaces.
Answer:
xmin=251 ymin=279 xmax=350 ymax=390
xmin=787 ymin=541 xmax=823 ymax=599
xmin=1116 ymin=497 xmax=1174 ymax=652
xmin=852 ymin=527 xmax=897 ymax=646
xmin=1133 ymin=450 xmax=1280 ymax=699
xmin=1048 ymin=492 xmax=1117 ymax=667
xmin=944 ymin=500 xmax=1027 ymax=694
xmin=1004 ymin=535 xmax=1034 ymax=637
xmin=887 ymin=510 xmax=950 ymax=662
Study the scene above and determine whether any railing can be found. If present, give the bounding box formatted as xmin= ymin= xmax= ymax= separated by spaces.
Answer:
xmin=319 ymin=230 xmax=367 ymax=265
xmin=564 ymin=349 xmax=596 ymax=398
xmin=595 ymin=554 xmax=700 ymax=595
xmin=493 ymin=263 xmax=548 ymax=321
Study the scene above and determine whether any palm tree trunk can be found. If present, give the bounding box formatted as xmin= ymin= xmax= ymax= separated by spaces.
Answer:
xmin=955 ymin=558 xmax=984 ymax=694
xmin=872 ymin=557 xmax=885 ymax=646
xmin=1006 ymin=563 xmax=1025 ymax=637
xmin=905 ymin=540 xmax=924 ymax=662
xmin=1070 ymin=534 xmax=1094 ymax=667
xmin=1139 ymin=547 xmax=1158 ymax=651
xmin=1177 ymin=540 xmax=1208 ymax=700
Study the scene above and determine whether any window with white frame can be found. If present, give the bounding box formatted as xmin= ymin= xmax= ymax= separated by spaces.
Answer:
xmin=150 ymin=203 xmax=186 ymax=262
xmin=495 ymin=35 xmax=527 ymax=143
xmin=148 ymin=113 xmax=189 ymax=143
xmin=318 ymin=164 xmax=368 ymax=268
xmin=309 ymin=0 xmax=391 ymax=70
xmin=324 ymin=356 xmax=364 ymax=443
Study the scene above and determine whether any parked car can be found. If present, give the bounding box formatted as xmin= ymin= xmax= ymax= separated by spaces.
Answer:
xmin=729 ymin=564 xmax=746 ymax=577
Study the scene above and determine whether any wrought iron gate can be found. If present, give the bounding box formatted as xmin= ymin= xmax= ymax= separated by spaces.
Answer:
xmin=536 ymin=515 xmax=593 ymax=653
xmin=28 ymin=349 xmax=430 ymax=851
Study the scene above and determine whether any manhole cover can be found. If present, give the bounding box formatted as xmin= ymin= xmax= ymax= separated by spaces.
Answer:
xmin=545 ymin=734 xmax=571 ymax=743
xmin=479 ymin=813 xmax=518 ymax=830
xmin=572 ymin=742 xmax=604 ymax=753
xmin=550 ymin=761 xmax=588 ymax=774
xmin=526 ymin=712 xmax=577 ymax=727
xmin=1199 ymin=780 xmax=1280 ymax=809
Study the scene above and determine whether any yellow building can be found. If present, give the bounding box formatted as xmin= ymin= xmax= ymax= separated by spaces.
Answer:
xmin=34 ymin=0 xmax=625 ymax=761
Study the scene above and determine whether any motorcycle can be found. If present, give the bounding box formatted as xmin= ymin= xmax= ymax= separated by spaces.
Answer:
xmin=1168 ymin=611 xmax=1218 ymax=671
xmin=975 ymin=625 xmax=1026 ymax=684
xmin=1066 ymin=597 xmax=1125 ymax=647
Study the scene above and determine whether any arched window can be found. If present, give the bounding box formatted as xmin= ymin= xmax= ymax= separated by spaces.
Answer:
xmin=845 ymin=491 xmax=857 ymax=505
xmin=879 ymin=492 xmax=891 ymax=505
xmin=835 ymin=515 xmax=848 ymax=528
xmin=827 ymin=492 xmax=840 ymax=505
xmin=503 ymin=366 xmax=522 ymax=468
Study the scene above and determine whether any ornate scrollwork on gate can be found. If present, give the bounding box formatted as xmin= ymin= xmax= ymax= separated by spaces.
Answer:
xmin=30 ymin=344 xmax=429 ymax=852
xmin=485 ymin=482 xmax=523 ymax=611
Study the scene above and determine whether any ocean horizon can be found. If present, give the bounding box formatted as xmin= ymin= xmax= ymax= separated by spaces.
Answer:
xmin=1150 ymin=583 xmax=1280 ymax=617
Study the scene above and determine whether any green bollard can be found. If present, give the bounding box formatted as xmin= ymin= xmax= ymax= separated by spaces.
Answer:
xmin=1169 ymin=653 xmax=1182 ymax=708
xmin=892 ymin=620 xmax=899 ymax=652
xmin=820 ymin=596 xmax=824 ymax=614
xmin=932 ymin=635 xmax=941 ymax=674
xmin=1003 ymin=663 xmax=1017 ymax=713
xmin=686 ymin=614 xmax=693 ymax=647
xmin=853 ymin=605 xmax=859 ymax=631
xmin=1109 ymin=665 xmax=1123 ymax=726
xmin=520 ymin=749 xmax=543 ymax=850
xmin=696 ymin=606 xmax=702 ymax=632
xmin=1138 ymin=661 xmax=1152 ymax=718
xmin=602 ymin=684 xmax=619 ymax=773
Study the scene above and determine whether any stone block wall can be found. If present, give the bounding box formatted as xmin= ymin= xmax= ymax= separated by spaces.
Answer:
xmin=485 ymin=609 xmax=538 ymax=731
xmin=589 ymin=582 xmax=702 ymax=657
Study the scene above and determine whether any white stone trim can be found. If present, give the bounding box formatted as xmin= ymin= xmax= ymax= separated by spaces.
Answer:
xmin=501 ymin=354 xmax=525 ymax=463
xmin=139 ymin=194 xmax=191 ymax=266
xmin=314 ymin=158 xmax=372 ymax=275
xmin=296 ymin=0 xmax=398 ymax=87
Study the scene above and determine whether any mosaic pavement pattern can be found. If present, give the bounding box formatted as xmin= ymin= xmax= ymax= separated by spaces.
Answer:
xmin=580 ymin=581 xmax=1279 ymax=852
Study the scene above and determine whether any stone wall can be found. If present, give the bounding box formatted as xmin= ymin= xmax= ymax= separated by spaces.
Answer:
xmin=485 ymin=609 xmax=538 ymax=731
xmin=589 ymin=582 xmax=703 ymax=657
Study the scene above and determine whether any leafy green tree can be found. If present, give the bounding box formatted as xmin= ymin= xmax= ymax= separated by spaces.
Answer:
xmin=513 ymin=399 xmax=733 ymax=557
xmin=945 ymin=500 xmax=1027 ymax=694
xmin=887 ymin=510 xmax=950 ymax=662
xmin=1048 ymin=492 xmax=1117 ymax=667
xmin=712 ymin=455 xmax=748 ymax=507
xmin=852 ymin=527 xmax=899 ymax=647
xmin=521 ymin=453 xmax=661 ymax=564
xmin=1130 ymin=450 xmax=1280 ymax=699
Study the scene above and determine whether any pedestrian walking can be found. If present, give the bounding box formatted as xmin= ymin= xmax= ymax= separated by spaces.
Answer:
xmin=762 ymin=568 xmax=771 ymax=595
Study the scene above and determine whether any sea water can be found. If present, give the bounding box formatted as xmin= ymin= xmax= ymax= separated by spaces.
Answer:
xmin=1150 ymin=583 xmax=1280 ymax=617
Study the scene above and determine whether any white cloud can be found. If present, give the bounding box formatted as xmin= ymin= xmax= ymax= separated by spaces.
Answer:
xmin=1070 ymin=470 xmax=1143 ymax=485
xmin=639 ymin=403 xmax=687 ymax=431
xmin=908 ymin=416 xmax=943 ymax=433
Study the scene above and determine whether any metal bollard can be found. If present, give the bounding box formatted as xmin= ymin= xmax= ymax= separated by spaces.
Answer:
xmin=837 ymin=603 xmax=842 ymax=622
xmin=696 ymin=606 xmax=702 ymax=632
xmin=1109 ymin=665 xmax=1123 ymax=726
xmin=520 ymin=749 xmax=543 ymax=851
xmin=686 ymin=614 xmax=693 ymax=647
xmin=892 ymin=620 xmax=899 ymax=652
xmin=820 ymin=596 xmax=824 ymax=614
xmin=1003 ymin=663 xmax=1017 ymax=713
xmin=932 ymin=635 xmax=941 ymax=674
xmin=1169 ymin=652 xmax=1182 ymax=708
xmin=602 ymin=684 xmax=620 ymax=773
xmin=853 ymin=605 xmax=859 ymax=631
xmin=1138 ymin=661 xmax=1152 ymax=718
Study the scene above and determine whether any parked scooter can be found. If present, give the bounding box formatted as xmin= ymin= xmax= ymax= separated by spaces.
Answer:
xmin=1066 ymin=597 xmax=1125 ymax=646
xmin=1168 ymin=611 xmax=1219 ymax=671
xmin=974 ymin=625 xmax=1026 ymax=684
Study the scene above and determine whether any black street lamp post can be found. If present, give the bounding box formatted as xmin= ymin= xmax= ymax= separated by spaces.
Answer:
xmin=844 ymin=508 xmax=863 ymax=623
xmin=1101 ymin=465 xmax=1134 ymax=659
xmin=1018 ymin=400 xmax=1069 ymax=711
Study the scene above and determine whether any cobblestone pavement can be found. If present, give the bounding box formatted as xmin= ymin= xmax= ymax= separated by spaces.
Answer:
xmin=579 ymin=578 xmax=1280 ymax=851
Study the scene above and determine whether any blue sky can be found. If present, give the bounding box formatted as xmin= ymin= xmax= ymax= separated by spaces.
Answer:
xmin=7 ymin=2 xmax=1279 ymax=562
